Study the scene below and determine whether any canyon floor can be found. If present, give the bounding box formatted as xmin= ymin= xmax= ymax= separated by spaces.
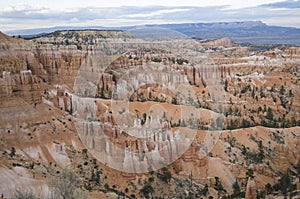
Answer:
xmin=0 ymin=30 xmax=299 ymax=199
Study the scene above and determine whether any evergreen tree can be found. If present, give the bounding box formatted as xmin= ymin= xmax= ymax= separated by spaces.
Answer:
xmin=279 ymin=170 xmax=295 ymax=197
xmin=214 ymin=177 xmax=226 ymax=197
xmin=10 ymin=147 xmax=16 ymax=158
xmin=232 ymin=180 xmax=241 ymax=197
xmin=200 ymin=184 xmax=209 ymax=196
xmin=246 ymin=169 xmax=254 ymax=179
xmin=266 ymin=107 xmax=274 ymax=121
xmin=140 ymin=180 xmax=154 ymax=198
xmin=265 ymin=183 xmax=273 ymax=195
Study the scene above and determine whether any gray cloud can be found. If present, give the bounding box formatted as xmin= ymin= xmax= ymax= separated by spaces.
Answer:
xmin=261 ymin=0 xmax=300 ymax=8
xmin=1 ymin=3 xmax=300 ymax=33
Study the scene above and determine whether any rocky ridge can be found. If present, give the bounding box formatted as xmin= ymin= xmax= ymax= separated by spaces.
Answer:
xmin=0 ymin=30 xmax=299 ymax=198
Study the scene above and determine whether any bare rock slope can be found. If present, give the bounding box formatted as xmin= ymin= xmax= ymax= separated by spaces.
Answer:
xmin=0 ymin=30 xmax=299 ymax=198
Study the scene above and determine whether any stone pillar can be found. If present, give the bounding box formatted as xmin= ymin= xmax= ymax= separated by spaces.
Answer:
xmin=245 ymin=178 xmax=257 ymax=199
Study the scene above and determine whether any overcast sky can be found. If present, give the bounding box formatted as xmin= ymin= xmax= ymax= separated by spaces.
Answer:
xmin=1 ymin=0 xmax=300 ymax=32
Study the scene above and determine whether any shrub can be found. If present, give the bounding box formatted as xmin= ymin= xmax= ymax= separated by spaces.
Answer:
xmin=10 ymin=147 xmax=16 ymax=158
xmin=140 ymin=180 xmax=154 ymax=198
xmin=157 ymin=167 xmax=172 ymax=183
xmin=232 ymin=180 xmax=241 ymax=197
xmin=13 ymin=189 xmax=38 ymax=199
xmin=49 ymin=168 xmax=85 ymax=199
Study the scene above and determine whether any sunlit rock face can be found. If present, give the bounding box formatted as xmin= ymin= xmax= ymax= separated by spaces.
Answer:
xmin=69 ymin=34 xmax=222 ymax=173
xmin=73 ymin=110 xmax=194 ymax=173
xmin=0 ymin=29 xmax=300 ymax=198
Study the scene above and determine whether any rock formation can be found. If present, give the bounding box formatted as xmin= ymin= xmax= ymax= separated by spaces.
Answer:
xmin=0 ymin=30 xmax=299 ymax=198
xmin=245 ymin=178 xmax=257 ymax=199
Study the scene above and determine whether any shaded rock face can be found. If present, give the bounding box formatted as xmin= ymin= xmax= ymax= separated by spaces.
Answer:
xmin=283 ymin=47 xmax=300 ymax=58
xmin=0 ymin=71 xmax=13 ymax=97
xmin=54 ymin=87 xmax=72 ymax=112
xmin=0 ymin=38 xmax=89 ymax=107
xmin=0 ymin=70 xmax=43 ymax=106
xmin=200 ymin=37 xmax=235 ymax=48
xmin=15 ymin=70 xmax=43 ymax=103
xmin=31 ymin=45 xmax=86 ymax=88
xmin=245 ymin=178 xmax=257 ymax=199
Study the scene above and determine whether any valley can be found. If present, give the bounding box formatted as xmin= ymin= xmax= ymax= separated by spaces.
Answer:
xmin=0 ymin=29 xmax=299 ymax=199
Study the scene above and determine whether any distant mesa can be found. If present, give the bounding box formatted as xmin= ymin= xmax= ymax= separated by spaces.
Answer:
xmin=128 ymin=27 xmax=187 ymax=41
xmin=3 ymin=21 xmax=300 ymax=45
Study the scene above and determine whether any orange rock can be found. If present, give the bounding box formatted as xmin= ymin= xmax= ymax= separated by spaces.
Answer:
xmin=245 ymin=178 xmax=257 ymax=199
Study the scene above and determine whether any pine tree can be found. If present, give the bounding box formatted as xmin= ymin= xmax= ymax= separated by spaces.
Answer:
xmin=232 ymin=180 xmax=241 ymax=197
xmin=10 ymin=147 xmax=16 ymax=158
xmin=246 ymin=169 xmax=254 ymax=179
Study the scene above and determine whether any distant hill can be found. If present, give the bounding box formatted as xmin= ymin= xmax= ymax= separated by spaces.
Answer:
xmin=150 ymin=21 xmax=300 ymax=45
xmin=4 ymin=21 xmax=300 ymax=45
